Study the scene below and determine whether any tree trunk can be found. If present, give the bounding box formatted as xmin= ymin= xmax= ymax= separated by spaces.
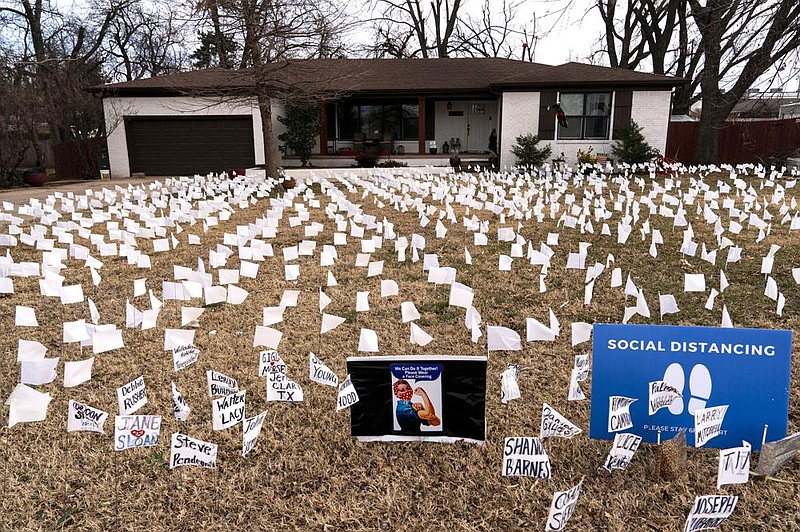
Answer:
xmin=691 ymin=113 xmax=722 ymax=163
xmin=258 ymin=92 xmax=279 ymax=177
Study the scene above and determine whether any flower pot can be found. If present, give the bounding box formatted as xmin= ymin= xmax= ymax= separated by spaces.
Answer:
xmin=23 ymin=171 xmax=46 ymax=187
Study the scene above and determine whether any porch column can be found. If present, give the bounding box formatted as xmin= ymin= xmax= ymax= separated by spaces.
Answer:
xmin=418 ymin=95 xmax=426 ymax=154
xmin=320 ymin=101 xmax=328 ymax=155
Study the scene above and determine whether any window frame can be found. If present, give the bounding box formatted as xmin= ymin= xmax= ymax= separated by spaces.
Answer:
xmin=556 ymin=92 xmax=613 ymax=141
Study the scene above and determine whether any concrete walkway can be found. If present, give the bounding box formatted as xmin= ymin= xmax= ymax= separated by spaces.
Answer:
xmin=0 ymin=177 xmax=164 ymax=205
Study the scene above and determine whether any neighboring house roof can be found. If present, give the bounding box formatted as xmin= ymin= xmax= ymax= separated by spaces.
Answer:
xmin=92 ymin=58 xmax=684 ymax=98
xmin=730 ymin=97 xmax=800 ymax=119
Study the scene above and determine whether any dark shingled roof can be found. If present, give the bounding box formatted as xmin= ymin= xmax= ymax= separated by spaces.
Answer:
xmin=93 ymin=58 xmax=684 ymax=97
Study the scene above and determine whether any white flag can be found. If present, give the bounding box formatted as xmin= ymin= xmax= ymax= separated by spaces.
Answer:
xmin=212 ymin=390 xmax=246 ymax=430
xmin=242 ymin=410 xmax=268 ymax=456
xmin=540 ymin=402 xmax=582 ymax=439
xmin=545 ymin=480 xmax=583 ymax=531
xmin=67 ymin=400 xmax=108 ymax=433
xmin=170 ymin=433 xmax=217 ymax=469
xmin=336 ymin=374 xmax=360 ymax=411
xmin=487 ymin=326 xmax=522 ymax=351
xmin=171 ymin=381 xmax=191 ymax=421
xmin=694 ymin=405 xmax=729 ymax=447
xmin=267 ymin=372 xmax=304 ymax=402
xmin=64 ymin=357 xmax=94 ymax=388
xmin=683 ymin=495 xmax=738 ymax=532
xmin=309 ymin=352 xmax=338 ymax=387
xmin=717 ymin=441 xmax=751 ymax=489
xmin=603 ymin=433 xmax=642 ymax=472
xmin=501 ymin=365 xmax=521 ymax=404
xmin=117 ymin=376 xmax=147 ymax=415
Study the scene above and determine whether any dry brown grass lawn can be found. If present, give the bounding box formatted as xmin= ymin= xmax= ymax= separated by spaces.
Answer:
xmin=0 ymin=168 xmax=798 ymax=531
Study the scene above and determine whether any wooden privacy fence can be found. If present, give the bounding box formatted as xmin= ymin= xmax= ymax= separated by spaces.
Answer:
xmin=54 ymin=137 xmax=105 ymax=180
xmin=665 ymin=118 xmax=800 ymax=164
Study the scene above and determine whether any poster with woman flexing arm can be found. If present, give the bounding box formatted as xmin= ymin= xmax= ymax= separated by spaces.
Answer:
xmin=391 ymin=364 xmax=443 ymax=434
xmin=347 ymin=355 xmax=487 ymax=444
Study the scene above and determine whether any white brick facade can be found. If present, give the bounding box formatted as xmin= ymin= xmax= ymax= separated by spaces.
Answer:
xmin=498 ymin=89 xmax=673 ymax=169
xmin=499 ymin=92 xmax=540 ymax=169
xmin=630 ymin=90 xmax=672 ymax=156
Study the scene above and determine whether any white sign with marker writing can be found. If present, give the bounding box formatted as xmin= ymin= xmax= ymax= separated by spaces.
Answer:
xmin=502 ymin=437 xmax=551 ymax=478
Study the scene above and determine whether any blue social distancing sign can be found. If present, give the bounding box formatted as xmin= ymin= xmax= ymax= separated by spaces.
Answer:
xmin=590 ymin=324 xmax=792 ymax=450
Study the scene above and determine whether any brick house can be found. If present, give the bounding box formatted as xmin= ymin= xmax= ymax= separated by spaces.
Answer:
xmin=93 ymin=58 xmax=683 ymax=177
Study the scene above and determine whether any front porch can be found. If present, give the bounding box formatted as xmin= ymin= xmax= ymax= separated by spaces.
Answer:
xmin=314 ymin=95 xmax=500 ymax=158
xmin=281 ymin=152 xmax=494 ymax=169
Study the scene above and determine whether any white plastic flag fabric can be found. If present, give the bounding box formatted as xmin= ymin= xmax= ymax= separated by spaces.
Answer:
xmin=545 ymin=480 xmax=583 ymax=532
xmin=319 ymin=289 xmax=332 ymax=313
xmin=608 ymin=396 xmax=637 ymax=432
xmin=262 ymin=306 xmax=284 ymax=326
xmin=358 ymin=328 xmax=379 ymax=352
xmin=242 ymin=410 xmax=268 ymax=456
xmin=309 ymin=352 xmax=338 ymax=387
xmin=684 ymin=273 xmax=706 ymax=292
xmin=721 ymin=305 xmax=734 ymax=328
xmin=212 ymin=390 xmax=246 ymax=430
xmin=694 ymin=405 xmax=729 ymax=447
xmin=400 ymin=301 xmax=420 ymax=323
xmin=409 ymin=323 xmax=434 ymax=347
xmin=117 ymin=376 xmax=147 ymax=415
xmin=321 ymin=313 xmax=347 ymax=334
xmin=448 ymin=283 xmax=474 ymax=309
xmin=659 ymin=294 xmax=680 ymax=319
xmin=683 ymin=495 xmax=738 ymax=532
xmin=67 ymin=400 xmax=108 ymax=433
xmin=21 ymin=357 xmax=59 ymax=385
xmin=17 ymin=339 xmax=47 ymax=362
xmin=6 ymin=384 xmax=52 ymax=427
xmin=15 ymin=305 xmax=38 ymax=327
xmin=500 ymin=365 xmax=521 ymax=404
xmin=171 ymin=381 xmax=191 ymax=421
xmin=502 ymin=437 xmax=550 ymax=478
xmin=526 ymin=317 xmax=555 ymax=342
xmin=381 ymin=279 xmax=399 ymax=297
xmin=571 ymin=322 xmax=592 ymax=346
xmin=63 ymin=357 xmax=94 ymax=388
xmin=164 ymin=328 xmax=195 ymax=351
xmin=253 ymin=325 xmax=283 ymax=349
xmin=603 ymin=433 xmax=642 ymax=472
xmin=266 ymin=372 xmax=304 ymax=402
xmin=540 ymin=402 xmax=582 ymax=439
xmin=487 ymin=326 xmax=522 ymax=351
xmin=717 ymin=441 xmax=751 ymax=489
xmin=336 ymin=374 xmax=360 ymax=411
xmin=356 ymin=291 xmax=370 ymax=312
xmin=170 ymin=433 xmax=217 ymax=469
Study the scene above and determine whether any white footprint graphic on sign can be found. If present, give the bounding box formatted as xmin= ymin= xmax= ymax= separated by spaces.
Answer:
xmin=663 ymin=363 xmax=685 ymax=415
xmin=687 ymin=364 xmax=712 ymax=415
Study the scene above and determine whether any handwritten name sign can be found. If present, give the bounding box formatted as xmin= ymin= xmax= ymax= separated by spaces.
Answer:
xmin=309 ymin=352 xmax=338 ymax=387
xmin=259 ymin=350 xmax=286 ymax=376
xmin=608 ymin=396 xmax=637 ymax=433
xmin=648 ymin=380 xmax=682 ymax=415
xmin=717 ymin=441 xmax=750 ymax=488
xmin=603 ymin=433 xmax=642 ymax=472
xmin=170 ymin=433 xmax=217 ymax=469
xmin=502 ymin=437 xmax=551 ymax=478
xmin=114 ymin=415 xmax=161 ymax=451
xmin=207 ymin=370 xmax=238 ymax=397
xmin=117 ymin=376 xmax=147 ymax=415
xmin=336 ymin=374 xmax=359 ymax=411
xmin=212 ymin=390 xmax=246 ymax=430
xmin=540 ymin=402 xmax=582 ymax=439
xmin=683 ymin=495 xmax=738 ymax=532
xmin=267 ymin=372 xmax=303 ymax=402
xmin=545 ymin=480 xmax=583 ymax=531
xmin=67 ymin=400 xmax=108 ymax=433
xmin=173 ymin=344 xmax=199 ymax=372
xmin=695 ymin=405 xmax=729 ymax=447
xmin=242 ymin=410 xmax=268 ymax=456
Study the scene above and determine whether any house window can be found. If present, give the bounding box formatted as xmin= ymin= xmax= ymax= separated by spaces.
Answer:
xmin=558 ymin=92 xmax=612 ymax=140
xmin=336 ymin=102 xmax=419 ymax=140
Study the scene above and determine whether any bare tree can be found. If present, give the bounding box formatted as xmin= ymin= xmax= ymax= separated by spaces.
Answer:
xmin=104 ymin=0 xmax=189 ymax=81
xmin=688 ymin=0 xmax=800 ymax=163
xmin=454 ymin=0 xmax=537 ymax=59
xmin=188 ymin=0 xmax=356 ymax=176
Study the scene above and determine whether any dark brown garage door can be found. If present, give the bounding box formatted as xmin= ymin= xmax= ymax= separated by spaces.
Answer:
xmin=126 ymin=116 xmax=256 ymax=175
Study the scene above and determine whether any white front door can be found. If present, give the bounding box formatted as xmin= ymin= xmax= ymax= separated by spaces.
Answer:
xmin=435 ymin=100 xmax=497 ymax=153
xmin=465 ymin=101 xmax=495 ymax=152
